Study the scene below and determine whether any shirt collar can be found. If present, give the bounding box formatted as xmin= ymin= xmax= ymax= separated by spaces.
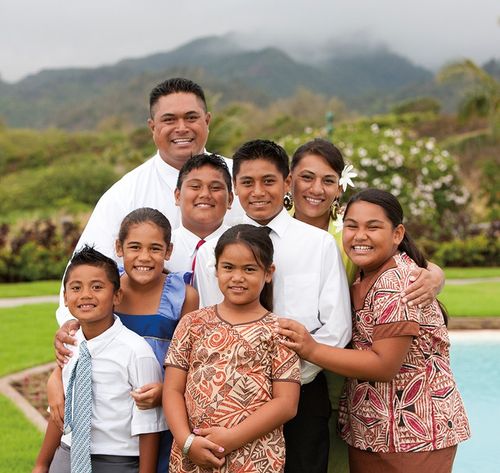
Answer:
xmin=76 ymin=315 xmax=124 ymax=357
xmin=177 ymin=223 xmax=229 ymax=256
xmin=242 ymin=207 xmax=290 ymax=238
xmin=153 ymin=151 xmax=181 ymax=185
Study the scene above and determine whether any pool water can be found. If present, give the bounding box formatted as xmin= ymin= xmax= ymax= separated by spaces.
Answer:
xmin=449 ymin=331 xmax=500 ymax=473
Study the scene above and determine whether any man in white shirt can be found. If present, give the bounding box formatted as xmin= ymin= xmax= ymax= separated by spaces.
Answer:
xmin=55 ymin=77 xmax=242 ymax=327
xmin=194 ymin=139 xmax=352 ymax=473
xmin=166 ymin=153 xmax=232 ymax=279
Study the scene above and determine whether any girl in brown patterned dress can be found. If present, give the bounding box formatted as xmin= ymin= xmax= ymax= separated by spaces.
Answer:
xmin=164 ymin=224 xmax=301 ymax=473
xmin=279 ymin=189 xmax=470 ymax=473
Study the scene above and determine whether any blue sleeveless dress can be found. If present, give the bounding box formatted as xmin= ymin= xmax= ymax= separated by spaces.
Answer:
xmin=116 ymin=271 xmax=187 ymax=473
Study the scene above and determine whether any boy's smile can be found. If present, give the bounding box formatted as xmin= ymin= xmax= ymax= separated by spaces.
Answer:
xmin=234 ymin=159 xmax=291 ymax=225
xmin=64 ymin=264 xmax=121 ymax=337
xmin=175 ymin=164 xmax=233 ymax=237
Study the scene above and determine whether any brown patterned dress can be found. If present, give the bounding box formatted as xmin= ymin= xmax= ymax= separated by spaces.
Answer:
xmin=338 ymin=253 xmax=470 ymax=457
xmin=165 ymin=306 xmax=301 ymax=473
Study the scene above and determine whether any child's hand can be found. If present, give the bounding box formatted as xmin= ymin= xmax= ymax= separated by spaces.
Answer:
xmin=188 ymin=435 xmax=225 ymax=468
xmin=276 ymin=318 xmax=318 ymax=360
xmin=131 ymin=383 xmax=163 ymax=409
xmin=54 ymin=320 xmax=79 ymax=368
xmin=193 ymin=426 xmax=235 ymax=455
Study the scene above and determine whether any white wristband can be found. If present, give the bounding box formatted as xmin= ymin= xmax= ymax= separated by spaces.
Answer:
xmin=182 ymin=433 xmax=196 ymax=456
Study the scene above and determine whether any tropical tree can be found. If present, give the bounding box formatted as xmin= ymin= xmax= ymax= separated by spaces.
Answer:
xmin=438 ymin=59 xmax=500 ymax=138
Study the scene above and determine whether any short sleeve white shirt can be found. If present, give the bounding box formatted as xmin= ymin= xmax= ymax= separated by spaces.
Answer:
xmin=61 ymin=316 xmax=167 ymax=456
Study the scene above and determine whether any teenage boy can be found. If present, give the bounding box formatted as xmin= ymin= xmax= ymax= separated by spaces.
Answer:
xmin=33 ymin=246 xmax=166 ymax=473
xmin=195 ymin=139 xmax=352 ymax=473
xmin=166 ymin=153 xmax=233 ymax=279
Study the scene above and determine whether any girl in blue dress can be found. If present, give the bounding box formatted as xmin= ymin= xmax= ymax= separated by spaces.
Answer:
xmin=114 ymin=207 xmax=199 ymax=472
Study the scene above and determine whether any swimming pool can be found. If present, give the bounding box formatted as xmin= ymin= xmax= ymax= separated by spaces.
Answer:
xmin=449 ymin=330 xmax=500 ymax=473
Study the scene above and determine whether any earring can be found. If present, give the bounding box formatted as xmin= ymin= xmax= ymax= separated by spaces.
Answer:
xmin=330 ymin=198 xmax=342 ymax=221
xmin=283 ymin=192 xmax=293 ymax=211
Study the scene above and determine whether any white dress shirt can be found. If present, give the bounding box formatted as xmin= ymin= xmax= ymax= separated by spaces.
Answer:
xmin=56 ymin=151 xmax=243 ymax=325
xmin=166 ymin=223 xmax=229 ymax=274
xmin=61 ymin=316 xmax=166 ymax=456
xmin=194 ymin=208 xmax=352 ymax=384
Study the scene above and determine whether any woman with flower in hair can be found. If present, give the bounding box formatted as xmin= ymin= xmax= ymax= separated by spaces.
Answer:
xmin=288 ymin=138 xmax=447 ymax=473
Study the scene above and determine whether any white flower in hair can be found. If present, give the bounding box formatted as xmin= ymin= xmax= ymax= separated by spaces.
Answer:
xmin=339 ymin=164 xmax=357 ymax=192
xmin=332 ymin=216 xmax=344 ymax=234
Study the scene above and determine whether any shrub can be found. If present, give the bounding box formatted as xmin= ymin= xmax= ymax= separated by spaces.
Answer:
xmin=431 ymin=235 xmax=500 ymax=267
xmin=0 ymin=218 xmax=81 ymax=282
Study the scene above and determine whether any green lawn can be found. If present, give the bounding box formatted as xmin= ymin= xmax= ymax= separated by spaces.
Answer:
xmin=0 ymin=395 xmax=44 ymax=473
xmin=0 ymin=303 xmax=56 ymax=470
xmin=0 ymin=280 xmax=60 ymax=298
xmin=441 ymin=282 xmax=500 ymax=317
xmin=0 ymin=303 xmax=57 ymax=377
xmin=444 ymin=267 xmax=500 ymax=279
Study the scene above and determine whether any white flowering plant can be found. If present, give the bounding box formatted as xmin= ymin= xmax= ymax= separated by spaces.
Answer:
xmin=280 ymin=116 xmax=470 ymax=240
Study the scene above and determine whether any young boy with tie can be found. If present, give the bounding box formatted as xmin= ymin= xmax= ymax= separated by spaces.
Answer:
xmin=33 ymin=246 xmax=165 ymax=473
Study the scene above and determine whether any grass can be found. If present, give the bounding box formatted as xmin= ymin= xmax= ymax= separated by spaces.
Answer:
xmin=0 ymin=303 xmax=56 ymax=470
xmin=444 ymin=267 xmax=500 ymax=279
xmin=0 ymin=395 xmax=44 ymax=473
xmin=0 ymin=303 xmax=57 ymax=377
xmin=0 ymin=280 xmax=60 ymax=298
xmin=441 ymin=282 xmax=500 ymax=317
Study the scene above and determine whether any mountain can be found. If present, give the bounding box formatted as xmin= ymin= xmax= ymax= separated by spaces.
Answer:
xmin=0 ymin=35 xmax=471 ymax=130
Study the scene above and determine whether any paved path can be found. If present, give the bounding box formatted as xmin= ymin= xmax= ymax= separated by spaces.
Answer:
xmin=446 ymin=277 xmax=500 ymax=285
xmin=0 ymin=361 xmax=56 ymax=432
xmin=0 ymin=295 xmax=59 ymax=308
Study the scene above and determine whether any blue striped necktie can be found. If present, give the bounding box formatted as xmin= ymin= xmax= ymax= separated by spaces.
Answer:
xmin=64 ymin=340 xmax=93 ymax=473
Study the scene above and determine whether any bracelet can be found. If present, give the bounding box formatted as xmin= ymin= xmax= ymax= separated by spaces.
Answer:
xmin=182 ymin=433 xmax=196 ymax=456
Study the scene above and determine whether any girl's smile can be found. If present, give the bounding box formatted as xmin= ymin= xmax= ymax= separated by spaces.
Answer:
xmin=216 ymin=242 xmax=274 ymax=319
xmin=116 ymin=222 xmax=172 ymax=287
xmin=342 ymin=201 xmax=404 ymax=276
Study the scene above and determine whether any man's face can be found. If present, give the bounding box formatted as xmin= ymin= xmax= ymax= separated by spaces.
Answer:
xmin=148 ymin=92 xmax=211 ymax=170
xmin=175 ymin=164 xmax=233 ymax=238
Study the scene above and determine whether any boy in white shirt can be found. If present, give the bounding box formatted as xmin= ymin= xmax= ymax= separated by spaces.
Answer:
xmin=166 ymin=153 xmax=233 ymax=279
xmin=194 ymin=139 xmax=352 ymax=473
xmin=33 ymin=246 xmax=166 ymax=473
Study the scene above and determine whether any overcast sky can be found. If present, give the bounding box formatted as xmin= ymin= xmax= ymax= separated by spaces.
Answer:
xmin=1 ymin=0 xmax=499 ymax=82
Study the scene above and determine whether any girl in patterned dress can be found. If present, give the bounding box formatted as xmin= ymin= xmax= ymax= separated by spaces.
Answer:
xmin=163 ymin=224 xmax=301 ymax=473
xmin=278 ymin=189 xmax=470 ymax=473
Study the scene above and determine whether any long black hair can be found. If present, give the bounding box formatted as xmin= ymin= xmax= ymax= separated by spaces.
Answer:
xmin=345 ymin=188 xmax=448 ymax=325
xmin=214 ymin=224 xmax=274 ymax=312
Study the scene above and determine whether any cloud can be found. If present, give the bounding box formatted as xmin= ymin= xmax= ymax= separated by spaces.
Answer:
xmin=0 ymin=0 xmax=498 ymax=82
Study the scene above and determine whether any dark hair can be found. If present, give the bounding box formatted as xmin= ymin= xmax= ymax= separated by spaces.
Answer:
xmin=118 ymin=208 xmax=172 ymax=246
xmin=291 ymin=138 xmax=345 ymax=176
xmin=344 ymin=188 xmax=448 ymax=325
xmin=149 ymin=77 xmax=207 ymax=117
xmin=64 ymin=245 xmax=120 ymax=292
xmin=232 ymin=139 xmax=290 ymax=180
xmin=214 ymin=224 xmax=274 ymax=312
xmin=176 ymin=153 xmax=232 ymax=193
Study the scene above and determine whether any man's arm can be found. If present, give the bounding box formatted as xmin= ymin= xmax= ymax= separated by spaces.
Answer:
xmin=401 ymin=262 xmax=445 ymax=307
xmin=297 ymin=236 xmax=352 ymax=384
